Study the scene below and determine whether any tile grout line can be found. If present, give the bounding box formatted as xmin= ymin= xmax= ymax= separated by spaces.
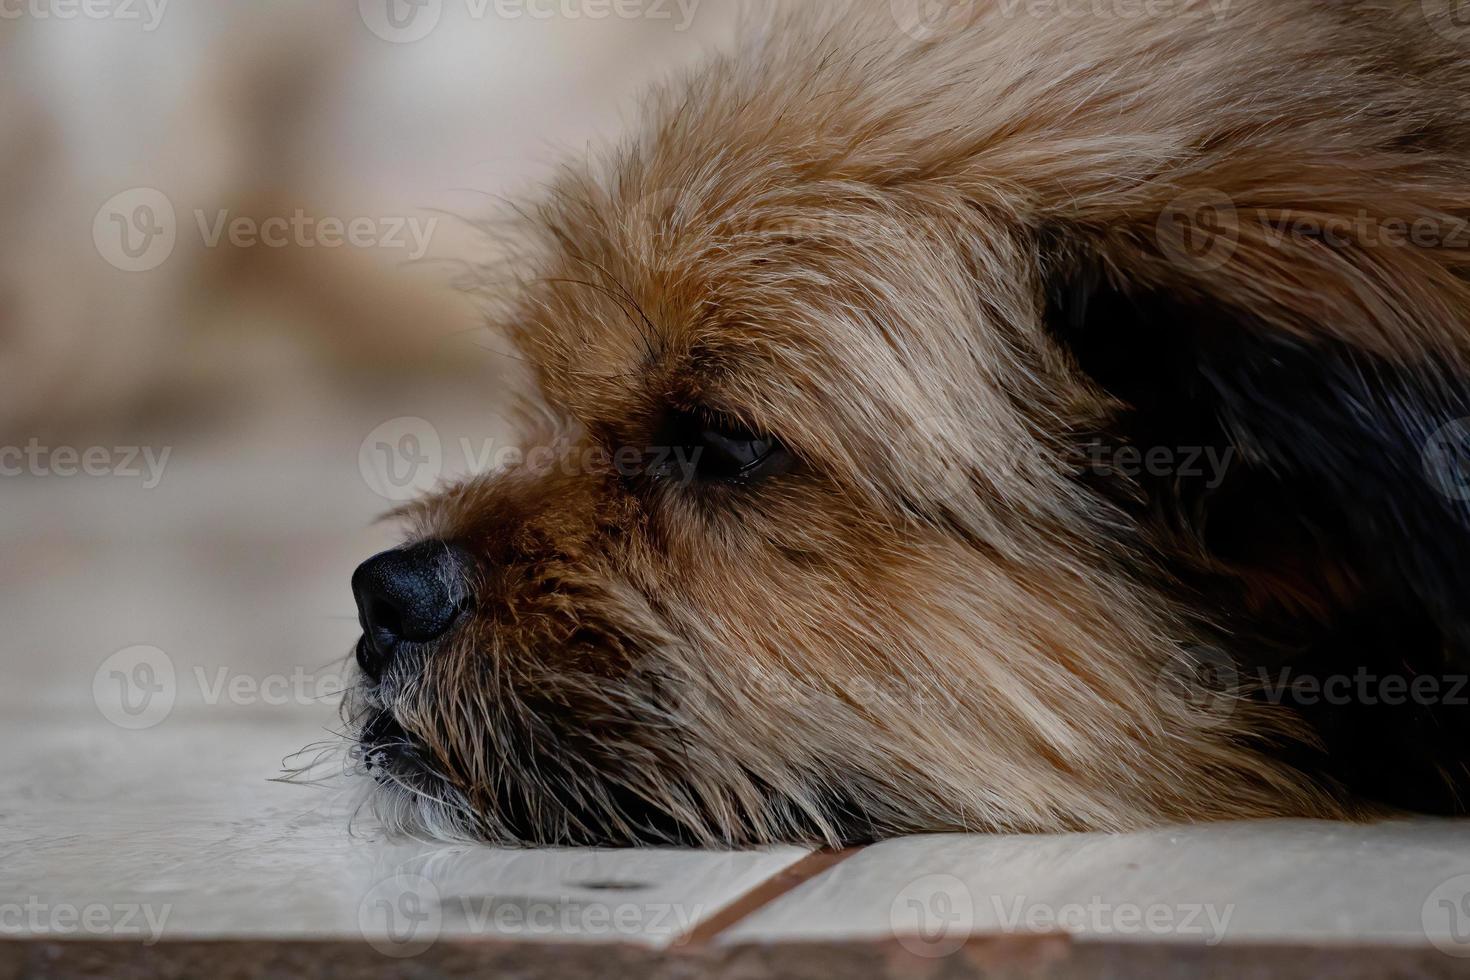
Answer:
xmin=674 ymin=847 xmax=862 ymax=948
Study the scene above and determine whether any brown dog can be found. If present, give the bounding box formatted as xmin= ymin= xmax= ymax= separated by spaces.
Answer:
xmin=343 ymin=0 xmax=1470 ymax=845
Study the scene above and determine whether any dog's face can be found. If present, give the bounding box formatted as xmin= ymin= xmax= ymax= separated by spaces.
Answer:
xmin=345 ymin=3 xmax=1470 ymax=844
xmin=350 ymin=196 xmax=1175 ymax=845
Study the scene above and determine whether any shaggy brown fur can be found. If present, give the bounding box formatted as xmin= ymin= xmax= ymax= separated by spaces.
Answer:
xmin=344 ymin=0 xmax=1470 ymax=845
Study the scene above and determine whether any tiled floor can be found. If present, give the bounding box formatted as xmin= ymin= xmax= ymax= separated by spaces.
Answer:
xmin=7 ymin=711 xmax=1470 ymax=976
xmin=1 ymin=714 xmax=810 ymax=948
xmin=5 ymin=387 xmax=1470 ymax=978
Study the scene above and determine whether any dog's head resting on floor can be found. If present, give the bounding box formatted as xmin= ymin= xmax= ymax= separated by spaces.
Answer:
xmin=343 ymin=2 xmax=1470 ymax=845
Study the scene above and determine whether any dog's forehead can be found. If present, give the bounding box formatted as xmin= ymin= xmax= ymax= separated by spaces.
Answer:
xmin=513 ymin=208 xmax=957 ymax=421
xmin=508 ymin=267 xmax=714 ymax=426
xmin=495 ymin=155 xmax=1050 ymax=495
xmin=507 ymin=230 xmax=799 ymax=419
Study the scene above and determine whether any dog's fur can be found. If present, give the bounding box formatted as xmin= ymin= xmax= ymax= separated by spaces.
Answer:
xmin=347 ymin=0 xmax=1470 ymax=846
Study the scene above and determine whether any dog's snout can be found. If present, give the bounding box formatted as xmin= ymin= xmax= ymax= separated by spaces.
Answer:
xmin=352 ymin=541 xmax=468 ymax=679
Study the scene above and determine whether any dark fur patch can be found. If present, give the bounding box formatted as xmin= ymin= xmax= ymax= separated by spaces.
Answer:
xmin=1047 ymin=263 xmax=1470 ymax=813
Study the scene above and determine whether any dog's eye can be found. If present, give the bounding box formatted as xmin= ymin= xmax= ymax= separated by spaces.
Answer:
xmin=661 ymin=410 xmax=792 ymax=484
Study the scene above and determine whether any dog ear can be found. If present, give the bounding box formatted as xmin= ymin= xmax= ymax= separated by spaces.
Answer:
xmin=1038 ymin=188 xmax=1470 ymax=812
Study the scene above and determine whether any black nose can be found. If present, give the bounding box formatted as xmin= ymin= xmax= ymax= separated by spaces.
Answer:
xmin=352 ymin=541 xmax=468 ymax=679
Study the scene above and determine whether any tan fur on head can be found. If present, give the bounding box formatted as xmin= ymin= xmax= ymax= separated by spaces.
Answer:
xmin=343 ymin=0 xmax=1470 ymax=845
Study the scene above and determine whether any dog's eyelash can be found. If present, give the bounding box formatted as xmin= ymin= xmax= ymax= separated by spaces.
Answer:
xmin=655 ymin=409 xmax=794 ymax=485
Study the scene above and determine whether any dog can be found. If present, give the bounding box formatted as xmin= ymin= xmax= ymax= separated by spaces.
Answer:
xmin=343 ymin=0 xmax=1470 ymax=846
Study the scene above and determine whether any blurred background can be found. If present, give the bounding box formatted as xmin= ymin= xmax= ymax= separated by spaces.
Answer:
xmin=0 ymin=0 xmax=740 ymax=734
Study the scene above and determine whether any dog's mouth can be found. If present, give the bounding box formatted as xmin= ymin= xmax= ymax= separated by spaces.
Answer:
xmin=355 ymin=709 xmax=411 ymax=779
xmin=345 ymin=667 xmax=724 ymax=845
xmin=343 ymin=655 xmax=879 ymax=845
